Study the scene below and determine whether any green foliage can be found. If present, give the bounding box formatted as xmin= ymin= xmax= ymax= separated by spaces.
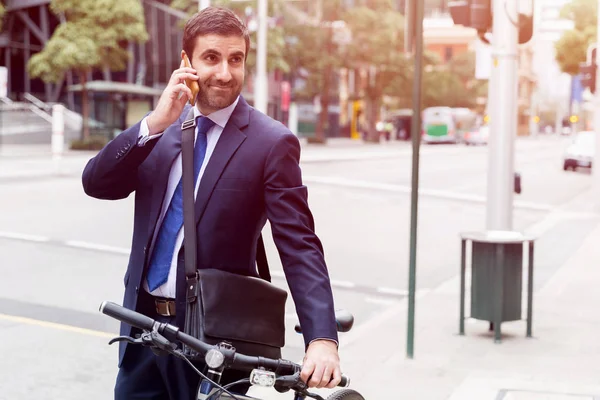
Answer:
xmin=343 ymin=3 xmax=406 ymax=99
xmin=555 ymin=0 xmax=597 ymax=75
xmin=28 ymin=0 xmax=148 ymax=83
xmin=560 ymin=0 xmax=598 ymax=31
xmin=555 ymin=29 xmax=591 ymax=75
xmin=169 ymin=0 xmax=483 ymax=136
xmin=171 ymin=0 xmax=289 ymax=73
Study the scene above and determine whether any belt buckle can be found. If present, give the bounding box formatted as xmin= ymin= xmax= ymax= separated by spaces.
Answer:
xmin=156 ymin=299 xmax=173 ymax=317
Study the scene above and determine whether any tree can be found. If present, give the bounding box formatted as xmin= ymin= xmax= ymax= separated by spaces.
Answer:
xmin=170 ymin=0 xmax=289 ymax=76
xmin=555 ymin=0 xmax=597 ymax=75
xmin=280 ymin=0 xmax=348 ymax=143
xmin=27 ymin=0 xmax=148 ymax=139
xmin=342 ymin=0 xmax=406 ymax=142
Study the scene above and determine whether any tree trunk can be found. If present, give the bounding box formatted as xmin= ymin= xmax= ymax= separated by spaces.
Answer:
xmin=313 ymin=29 xmax=333 ymax=144
xmin=313 ymin=65 xmax=331 ymax=144
xmin=79 ymin=71 xmax=90 ymax=140
xmin=364 ymin=72 xmax=383 ymax=143
xmin=364 ymin=96 xmax=379 ymax=142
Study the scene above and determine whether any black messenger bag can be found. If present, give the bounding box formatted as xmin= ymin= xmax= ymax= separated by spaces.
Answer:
xmin=179 ymin=110 xmax=287 ymax=360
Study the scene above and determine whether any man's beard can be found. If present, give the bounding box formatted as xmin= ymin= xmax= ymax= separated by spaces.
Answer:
xmin=196 ymin=79 xmax=242 ymax=112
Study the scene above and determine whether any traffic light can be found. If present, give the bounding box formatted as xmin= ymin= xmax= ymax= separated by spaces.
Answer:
xmin=448 ymin=0 xmax=534 ymax=44
xmin=448 ymin=1 xmax=471 ymax=26
xmin=448 ymin=0 xmax=491 ymax=32
xmin=469 ymin=0 xmax=492 ymax=31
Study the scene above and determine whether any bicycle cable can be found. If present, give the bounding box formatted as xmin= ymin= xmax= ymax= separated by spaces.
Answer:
xmin=173 ymin=349 xmax=245 ymax=400
xmin=206 ymin=378 xmax=251 ymax=400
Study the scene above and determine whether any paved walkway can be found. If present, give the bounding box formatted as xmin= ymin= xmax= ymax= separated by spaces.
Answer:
xmin=326 ymin=219 xmax=600 ymax=399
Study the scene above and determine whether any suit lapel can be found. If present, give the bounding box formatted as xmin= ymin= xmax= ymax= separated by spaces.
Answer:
xmin=146 ymin=115 xmax=186 ymax=245
xmin=194 ymin=97 xmax=250 ymax=225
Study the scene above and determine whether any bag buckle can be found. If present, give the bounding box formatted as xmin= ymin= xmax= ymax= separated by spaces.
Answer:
xmin=186 ymin=275 xmax=199 ymax=301
xmin=181 ymin=119 xmax=196 ymax=131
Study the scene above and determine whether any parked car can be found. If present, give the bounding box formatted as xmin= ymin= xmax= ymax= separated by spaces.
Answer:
xmin=563 ymin=131 xmax=594 ymax=171
xmin=561 ymin=126 xmax=572 ymax=136
xmin=463 ymin=125 xmax=489 ymax=146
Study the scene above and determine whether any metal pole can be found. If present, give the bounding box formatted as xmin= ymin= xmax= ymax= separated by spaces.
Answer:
xmin=404 ymin=0 xmax=415 ymax=54
xmin=52 ymin=104 xmax=65 ymax=174
xmin=592 ymin=0 xmax=600 ymax=201
xmin=199 ymin=0 xmax=210 ymax=11
xmin=486 ymin=0 xmax=519 ymax=231
xmin=406 ymin=0 xmax=424 ymax=360
xmin=254 ymin=0 xmax=268 ymax=114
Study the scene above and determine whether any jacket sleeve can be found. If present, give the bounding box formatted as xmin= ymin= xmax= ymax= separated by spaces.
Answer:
xmin=263 ymin=132 xmax=339 ymax=347
xmin=82 ymin=118 xmax=159 ymax=200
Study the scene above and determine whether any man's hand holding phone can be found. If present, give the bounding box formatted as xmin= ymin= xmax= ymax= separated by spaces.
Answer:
xmin=146 ymin=54 xmax=199 ymax=136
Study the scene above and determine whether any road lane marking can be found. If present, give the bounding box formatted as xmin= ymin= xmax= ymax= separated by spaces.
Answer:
xmin=65 ymin=240 xmax=130 ymax=255
xmin=364 ymin=296 xmax=400 ymax=306
xmin=302 ymin=176 xmax=554 ymax=212
xmin=0 ymin=313 xmax=114 ymax=338
xmin=0 ymin=234 xmax=409 ymax=299
xmin=376 ymin=287 xmax=408 ymax=296
xmin=329 ymin=279 xmax=357 ymax=289
xmin=0 ymin=231 xmax=49 ymax=242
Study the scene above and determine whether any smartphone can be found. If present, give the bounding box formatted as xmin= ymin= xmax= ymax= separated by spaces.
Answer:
xmin=182 ymin=53 xmax=200 ymax=106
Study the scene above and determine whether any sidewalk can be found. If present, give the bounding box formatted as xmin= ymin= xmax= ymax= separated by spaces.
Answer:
xmin=335 ymin=220 xmax=600 ymax=399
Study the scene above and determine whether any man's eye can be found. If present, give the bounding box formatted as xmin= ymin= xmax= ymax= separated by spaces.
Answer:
xmin=206 ymin=55 xmax=217 ymax=62
xmin=231 ymin=57 xmax=242 ymax=64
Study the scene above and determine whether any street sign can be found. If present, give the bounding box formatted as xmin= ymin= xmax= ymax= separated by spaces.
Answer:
xmin=0 ymin=67 xmax=7 ymax=98
xmin=475 ymin=39 xmax=492 ymax=80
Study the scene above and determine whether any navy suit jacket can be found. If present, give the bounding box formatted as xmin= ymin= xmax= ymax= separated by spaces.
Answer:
xmin=82 ymin=97 xmax=338 ymax=365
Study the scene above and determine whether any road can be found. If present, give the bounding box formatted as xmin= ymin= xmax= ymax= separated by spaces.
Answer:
xmin=0 ymin=135 xmax=596 ymax=399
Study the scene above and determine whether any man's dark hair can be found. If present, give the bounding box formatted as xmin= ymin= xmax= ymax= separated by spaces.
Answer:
xmin=183 ymin=7 xmax=250 ymax=61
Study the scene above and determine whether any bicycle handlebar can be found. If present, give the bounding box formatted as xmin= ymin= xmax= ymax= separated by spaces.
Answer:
xmin=100 ymin=300 xmax=156 ymax=332
xmin=100 ymin=301 xmax=349 ymax=388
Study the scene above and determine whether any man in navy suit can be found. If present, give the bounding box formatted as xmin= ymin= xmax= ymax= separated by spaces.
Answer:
xmin=82 ymin=6 xmax=340 ymax=399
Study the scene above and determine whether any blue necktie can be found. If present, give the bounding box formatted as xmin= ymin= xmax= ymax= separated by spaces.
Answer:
xmin=146 ymin=116 xmax=216 ymax=292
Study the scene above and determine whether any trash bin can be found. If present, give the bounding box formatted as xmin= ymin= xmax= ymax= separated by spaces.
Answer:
xmin=459 ymin=231 xmax=535 ymax=343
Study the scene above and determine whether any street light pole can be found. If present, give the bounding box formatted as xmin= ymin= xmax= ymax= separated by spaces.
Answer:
xmin=593 ymin=0 xmax=600 ymax=202
xmin=199 ymin=0 xmax=210 ymax=10
xmin=486 ymin=0 xmax=519 ymax=231
xmin=253 ymin=0 xmax=268 ymax=114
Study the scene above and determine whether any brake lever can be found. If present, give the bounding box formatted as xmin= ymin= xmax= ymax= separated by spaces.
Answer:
xmin=274 ymin=372 xmax=327 ymax=400
xmin=108 ymin=335 xmax=140 ymax=346
xmin=274 ymin=372 xmax=304 ymax=393
xmin=108 ymin=331 xmax=177 ymax=356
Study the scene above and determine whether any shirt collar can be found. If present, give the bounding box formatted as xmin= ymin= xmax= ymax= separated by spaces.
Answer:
xmin=193 ymin=96 xmax=240 ymax=129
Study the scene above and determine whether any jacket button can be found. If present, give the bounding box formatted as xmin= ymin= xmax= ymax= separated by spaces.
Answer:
xmin=135 ymin=286 xmax=139 ymax=293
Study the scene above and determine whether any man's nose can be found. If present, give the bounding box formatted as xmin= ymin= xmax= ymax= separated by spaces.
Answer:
xmin=215 ymin=61 xmax=232 ymax=82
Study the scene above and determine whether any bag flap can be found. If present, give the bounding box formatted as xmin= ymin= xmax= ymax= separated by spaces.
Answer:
xmin=198 ymin=269 xmax=287 ymax=348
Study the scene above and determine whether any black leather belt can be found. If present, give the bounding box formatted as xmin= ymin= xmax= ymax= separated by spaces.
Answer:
xmin=155 ymin=298 xmax=176 ymax=316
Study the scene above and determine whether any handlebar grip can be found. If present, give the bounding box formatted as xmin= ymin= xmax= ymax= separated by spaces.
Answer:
xmin=100 ymin=301 xmax=156 ymax=331
xmin=339 ymin=375 xmax=350 ymax=388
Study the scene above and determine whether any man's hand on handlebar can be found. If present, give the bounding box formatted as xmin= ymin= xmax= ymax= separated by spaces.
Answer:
xmin=301 ymin=339 xmax=341 ymax=389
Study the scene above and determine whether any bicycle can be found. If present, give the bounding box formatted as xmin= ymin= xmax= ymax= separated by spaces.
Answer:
xmin=100 ymin=301 xmax=366 ymax=400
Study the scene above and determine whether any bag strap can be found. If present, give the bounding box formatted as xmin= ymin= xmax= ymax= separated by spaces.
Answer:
xmin=180 ymin=110 xmax=272 ymax=283
xmin=181 ymin=109 xmax=197 ymax=283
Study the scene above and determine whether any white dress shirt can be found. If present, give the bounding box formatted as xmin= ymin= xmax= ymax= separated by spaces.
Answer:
xmin=138 ymin=97 xmax=240 ymax=298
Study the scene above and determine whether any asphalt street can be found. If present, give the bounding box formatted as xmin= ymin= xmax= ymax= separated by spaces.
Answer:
xmin=0 ymin=135 xmax=596 ymax=399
